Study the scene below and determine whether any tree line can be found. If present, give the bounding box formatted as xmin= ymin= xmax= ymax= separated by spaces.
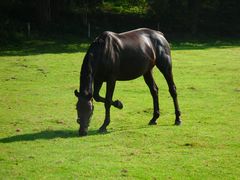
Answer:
xmin=0 ymin=0 xmax=239 ymax=39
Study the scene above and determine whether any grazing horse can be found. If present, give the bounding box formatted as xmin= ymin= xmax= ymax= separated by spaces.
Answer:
xmin=74 ymin=28 xmax=181 ymax=136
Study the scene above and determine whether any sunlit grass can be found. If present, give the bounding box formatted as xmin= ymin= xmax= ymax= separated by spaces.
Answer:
xmin=0 ymin=39 xmax=239 ymax=179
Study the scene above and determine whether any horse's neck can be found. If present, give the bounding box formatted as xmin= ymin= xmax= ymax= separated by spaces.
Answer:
xmin=79 ymin=56 xmax=93 ymax=98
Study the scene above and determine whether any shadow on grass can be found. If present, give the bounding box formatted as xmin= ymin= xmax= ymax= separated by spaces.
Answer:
xmin=0 ymin=36 xmax=239 ymax=56
xmin=171 ymin=39 xmax=240 ymax=51
xmin=0 ymin=37 xmax=91 ymax=56
xmin=0 ymin=129 xmax=100 ymax=143
xmin=0 ymin=124 xmax=178 ymax=143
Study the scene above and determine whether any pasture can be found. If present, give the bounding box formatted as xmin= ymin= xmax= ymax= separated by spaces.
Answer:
xmin=0 ymin=38 xmax=239 ymax=179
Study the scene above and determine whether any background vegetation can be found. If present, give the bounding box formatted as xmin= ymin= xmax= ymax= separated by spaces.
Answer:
xmin=0 ymin=0 xmax=239 ymax=44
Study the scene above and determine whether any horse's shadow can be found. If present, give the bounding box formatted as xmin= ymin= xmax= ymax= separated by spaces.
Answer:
xmin=0 ymin=129 xmax=100 ymax=143
xmin=0 ymin=123 xmax=174 ymax=143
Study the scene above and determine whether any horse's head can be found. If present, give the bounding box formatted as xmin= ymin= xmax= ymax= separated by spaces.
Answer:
xmin=74 ymin=90 xmax=94 ymax=136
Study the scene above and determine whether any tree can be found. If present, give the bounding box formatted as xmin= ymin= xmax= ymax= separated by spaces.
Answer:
xmin=188 ymin=0 xmax=200 ymax=34
xmin=36 ymin=0 xmax=51 ymax=25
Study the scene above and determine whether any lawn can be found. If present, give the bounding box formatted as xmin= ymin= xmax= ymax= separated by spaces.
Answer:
xmin=0 ymin=37 xmax=239 ymax=179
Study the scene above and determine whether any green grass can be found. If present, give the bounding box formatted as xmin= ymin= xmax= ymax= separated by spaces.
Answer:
xmin=0 ymin=38 xmax=240 ymax=179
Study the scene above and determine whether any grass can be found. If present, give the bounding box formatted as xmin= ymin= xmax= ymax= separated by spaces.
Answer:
xmin=0 ymin=37 xmax=240 ymax=179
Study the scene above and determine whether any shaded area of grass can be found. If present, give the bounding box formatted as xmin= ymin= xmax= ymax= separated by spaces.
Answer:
xmin=1 ymin=35 xmax=239 ymax=57
xmin=0 ymin=37 xmax=90 ymax=56
xmin=0 ymin=130 xmax=78 ymax=143
xmin=0 ymin=123 xmax=175 ymax=143
xmin=171 ymin=38 xmax=240 ymax=50
xmin=0 ymin=129 xmax=105 ymax=143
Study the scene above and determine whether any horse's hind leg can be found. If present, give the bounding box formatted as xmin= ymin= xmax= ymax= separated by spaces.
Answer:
xmin=143 ymin=71 xmax=160 ymax=125
xmin=157 ymin=55 xmax=182 ymax=125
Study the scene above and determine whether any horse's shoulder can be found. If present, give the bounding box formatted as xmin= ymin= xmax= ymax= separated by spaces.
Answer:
xmin=98 ymin=31 xmax=115 ymax=39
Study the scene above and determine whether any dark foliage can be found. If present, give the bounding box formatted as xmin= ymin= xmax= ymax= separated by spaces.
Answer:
xmin=0 ymin=0 xmax=239 ymax=44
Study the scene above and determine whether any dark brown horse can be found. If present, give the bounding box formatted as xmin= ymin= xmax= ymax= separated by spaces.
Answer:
xmin=74 ymin=28 xmax=181 ymax=136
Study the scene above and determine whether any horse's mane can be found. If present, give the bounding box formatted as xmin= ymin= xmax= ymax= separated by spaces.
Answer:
xmin=80 ymin=51 xmax=93 ymax=98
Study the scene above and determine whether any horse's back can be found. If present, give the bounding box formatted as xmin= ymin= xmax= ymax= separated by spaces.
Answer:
xmin=117 ymin=28 xmax=170 ymax=57
xmin=96 ymin=28 xmax=170 ymax=81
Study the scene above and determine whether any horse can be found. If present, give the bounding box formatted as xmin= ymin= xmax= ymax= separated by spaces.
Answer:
xmin=74 ymin=28 xmax=181 ymax=136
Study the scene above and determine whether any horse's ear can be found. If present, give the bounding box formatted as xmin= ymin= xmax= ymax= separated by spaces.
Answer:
xmin=74 ymin=90 xmax=80 ymax=97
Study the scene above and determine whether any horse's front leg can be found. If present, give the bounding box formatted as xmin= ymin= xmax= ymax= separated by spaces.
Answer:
xmin=93 ymin=79 xmax=123 ymax=109
xmin=99 ymin=79 xmax=116 ymax=133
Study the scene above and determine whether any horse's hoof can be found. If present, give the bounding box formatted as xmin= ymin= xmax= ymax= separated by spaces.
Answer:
xmin=113 ymin=100 xmax=123 ymax=109
xmin=79 ymin=130 xmax=88 ymax=136
xmin=148 ymin=120 xmax=157 ymax=125
xmin=98 ymin=127 xmax=107 ymax=134
xmin=174 ymin=119 xmax=182 ymax=126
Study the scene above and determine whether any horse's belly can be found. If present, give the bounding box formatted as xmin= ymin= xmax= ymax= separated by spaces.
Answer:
xmin=117 ymin=72 xmax=144 ymax=81
xmin=116 ymin=58 xmax=153 ymax=81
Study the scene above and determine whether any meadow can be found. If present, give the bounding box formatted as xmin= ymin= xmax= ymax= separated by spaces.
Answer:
xmin=0 ymin=37 xmax=239 ymax=179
